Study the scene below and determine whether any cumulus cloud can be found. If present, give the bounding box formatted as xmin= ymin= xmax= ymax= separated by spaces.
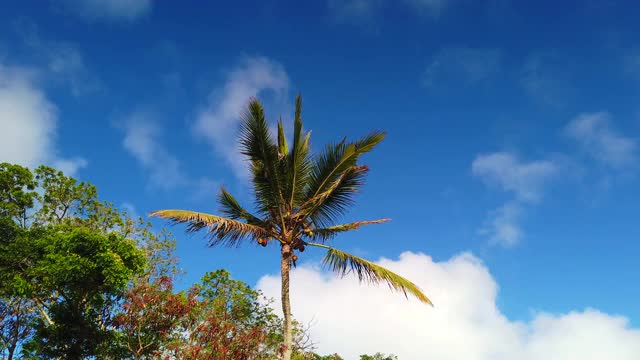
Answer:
xmin=424 ymin=47 xmax=501 ymax=87
xmin=257 ymin=252 xmax=640 ymax=359
xmin=60 ymin=0 xmax=152 ymax=22
xmin=565 ymin=112 xmax=636 ymax=169
xmin=472 ymin=152 xmax=557 ymax=203
xmin=0 ymin=63 xmax=86 ymax=175
xmin=120 ymin=110 xmax=186 ymax=189
xmin=194 ymin=57 xmax=289 ymax=179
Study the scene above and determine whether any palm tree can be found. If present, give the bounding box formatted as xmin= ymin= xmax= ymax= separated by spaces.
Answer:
xmin=150 ymin=95 xmax=432 ymax=360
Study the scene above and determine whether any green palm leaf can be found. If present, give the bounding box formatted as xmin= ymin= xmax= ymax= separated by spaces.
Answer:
xmin=308 ymin=243 xmax=432 ymax=305
xmin=240 ymin=99 xmax=286 ymax=214
xmin=301 ymin=164 xmax=369 ymax=227
xmin=277 ymin=118 xmax=289 ymax=157
xmin=149 ymin=209 xmax=270 ymax=247
xmin=218 ymin=188 xmax=264 ymax=226
xmin=286 ymin=94 xmax=312 ymax=208
xmin=307 ymin=130 xmax=385 ymax=200
xmin=301 ymin=132 xmax=385 ymax=226
xmin=310 ymin=219 xmax=390 ymax=242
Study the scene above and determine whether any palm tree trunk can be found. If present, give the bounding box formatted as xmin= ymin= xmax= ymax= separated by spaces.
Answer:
xmin=281 ymin=245 xmax=293 ymax=360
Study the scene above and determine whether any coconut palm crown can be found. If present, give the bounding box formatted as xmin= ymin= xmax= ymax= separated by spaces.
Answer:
xmin=150 ymin=95 xmax=432 ymax=360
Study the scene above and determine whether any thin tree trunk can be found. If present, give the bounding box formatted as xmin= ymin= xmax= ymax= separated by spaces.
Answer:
xmin=281 ymin=245 xmax=293 ymax=360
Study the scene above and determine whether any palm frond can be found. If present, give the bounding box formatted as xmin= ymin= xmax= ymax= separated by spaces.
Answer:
xmin=239 ymin=99 xmax=286 ymax=214
xmin=304 ymin=131 xmax=385 ymax=213
xmin=309 ymin=244 xmax=432 ymax=305
xmin=307 ymin=142 xmax=356 ymax=200
xmin=352 ymin=130 xmax=386 ymax=153
xmin=310 ymin=219 xmax=390 ymax=242
xmin=149 ymin=209 xmax=270 ymax=247
xmin=301 ymin=165 xmax=369 ymax=227
xmin=286 ymin=94 xmax=312 ymax=208
xmin=218 ymin=188 xmax=265 ymax=226
xmin=277 ymin=118 xmax=288 ymax=157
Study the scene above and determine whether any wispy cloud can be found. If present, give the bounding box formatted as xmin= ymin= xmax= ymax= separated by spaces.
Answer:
xmin=118 ymin=110 xmax=218 ymax=201
xmin=121 ymin=202 xmax=139 ymax=219
xmin=423 ymin=47 xmax=501 ymax=88
xmin=472 ymin=152 xmax=557 ymax=203
xmin=565 ymin=112 xmax=636 ymax=169
xmin=59 ymin=0 xmax=152 ymax=22
xmin=406 ymin=0 xmax=450 ymax=17
xmin=0 ymin=63 xmax=86 ymax=175
xmin=479 ymin=201 xmax=523 ymax=247
xmin=472 ymin=152 xmax=558 ymax=247
xmin=624 ymin=50 xmax=640 ymax=77
xmin=16 ymin=20 xmax=101 ymax=96
xmin=521 ymin=52 xmax=575 ymax=107
xmin=328 ymin=0 xmax=449 ymax=24
xmin=328 ymin=0 xmax=383 ymax=24
xmin=119 ymin=110 xmax=186 ymax=189
xmin=194 ymin=56 xmax=289 ymax=179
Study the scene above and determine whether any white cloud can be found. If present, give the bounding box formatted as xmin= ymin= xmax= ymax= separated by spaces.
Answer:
xmin=189 ymin=177 xmax=219 ymax=203
xmin=328 ymin=0 xmax=448 ymax=23
xmin=194 ymin=56 xmax=289 ymax=179
xmin=61 ymin=0 xmax=152 ymax=22
xmin=565 ymin=112 xmax=636 ymax=169
xmin=472 ymin=152 xmax=557 ymax=203
xmin=328 ymin=0 xmax=384 ymax=23
xmin=424 ymin=47 xmax=501 ymax=88
xmin=257 ymin=252 xmax=640 ymax=359
xmin=16 ymin=21 xmax=101 ymax=96
xmin=120 ymin=110 xmax=186 ymax=189
xmin=121 ymin=202 xmax=139 ymax=219
xmin=480 ymin=201 xmax=522 ymax=247
xmin=624 ymin=51 xmax=640 ymax=77
xmin=472 ymin=152 xmax=557 ymax=247
xmin=119 ymin=111 xmax=220 ymax=199
xmin=0 ymin=63 xmax=86 ymax=175
xmin=407 ymin=0 xmax=448 ymax=14
xmin=521 ymin=53 xmax=574 ymax=107
xmin=53 ymin=157 xmax=88 ymax=176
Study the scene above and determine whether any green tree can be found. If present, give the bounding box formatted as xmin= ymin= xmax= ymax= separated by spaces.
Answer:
xmin=0 ymin=165 xmax=38 ymax=359
xmin=8 ymin=227 xmax=145 ymax=359
xmin=151 ymin=95 xmax=432 ymax=360
xmin=33 ymin=165 xmax=98 ymax=225
xmin=0 ymin=163 xmax=146 ymax=359
xmin=0 ymin=163 xmax=37 ymax=228
xmin=0 ymin=296 xmax=36 ymax=360
xmin=360 ymin=353 xmax=398 ymax=360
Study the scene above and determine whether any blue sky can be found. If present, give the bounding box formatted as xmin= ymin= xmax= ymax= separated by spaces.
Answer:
xmin=2 ymin=1 xmax=640 ymax=358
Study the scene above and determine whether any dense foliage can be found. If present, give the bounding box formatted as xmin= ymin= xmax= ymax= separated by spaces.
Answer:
xmin=0 ymin=163 xmax=395 ymax=359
